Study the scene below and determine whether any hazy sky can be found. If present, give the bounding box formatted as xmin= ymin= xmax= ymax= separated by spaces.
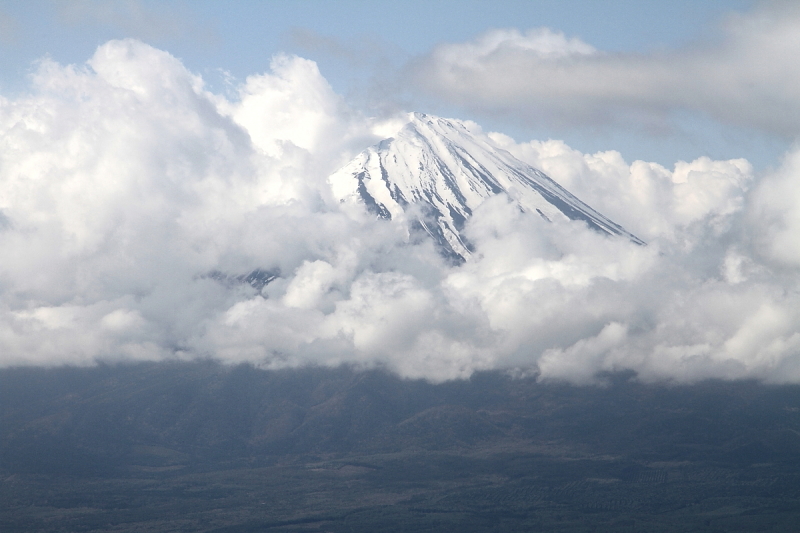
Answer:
xmin=0 ymin=0 xmax=774 ymax=168
xmin=4 ymin=1 xmax=800 ymax=384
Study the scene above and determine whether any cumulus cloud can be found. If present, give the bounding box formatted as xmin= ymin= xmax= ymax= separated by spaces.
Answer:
xmin=3 ymin=39 xmax=800 ymax=384
xmin=410 ymin=2 xmax=800 ymax=137
xmin=487 ymin=133 xmax=754 ymax=246
xmin=748 ymin=147 xmax=800 ymax=266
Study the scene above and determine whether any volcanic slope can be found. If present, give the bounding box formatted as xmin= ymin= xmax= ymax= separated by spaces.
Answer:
xmin=329 ymin=113 xmax=645 ymax=260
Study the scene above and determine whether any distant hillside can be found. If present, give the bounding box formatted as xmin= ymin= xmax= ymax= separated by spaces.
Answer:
xmin=3 ymin=363 xmax=800 ymax=532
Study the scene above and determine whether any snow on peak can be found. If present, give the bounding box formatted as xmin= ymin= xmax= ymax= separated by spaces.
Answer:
xmin=329 ymin=113 xmax=645 ymax=261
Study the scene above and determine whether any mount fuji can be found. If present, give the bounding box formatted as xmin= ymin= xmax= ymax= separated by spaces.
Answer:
xmin=329 ymin=113 xmax=644 ymax=261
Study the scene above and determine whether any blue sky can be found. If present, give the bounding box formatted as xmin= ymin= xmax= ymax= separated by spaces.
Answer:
xmin=1 ymin=0 xmax=780 ymax=169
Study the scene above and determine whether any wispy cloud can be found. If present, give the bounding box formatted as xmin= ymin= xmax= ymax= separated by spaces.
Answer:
xmin=410 ymin=2 xmax=800 ymax=137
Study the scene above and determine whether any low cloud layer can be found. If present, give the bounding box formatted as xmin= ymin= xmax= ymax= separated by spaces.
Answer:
xmin=411 ymin=2 xmax=800 ymax=137
xmin=3 ymin=39 xmax=800 ymax=384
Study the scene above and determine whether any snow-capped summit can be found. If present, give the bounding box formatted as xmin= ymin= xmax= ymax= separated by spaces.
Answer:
xmin=328 ymin=113 xmax=644 ymax=260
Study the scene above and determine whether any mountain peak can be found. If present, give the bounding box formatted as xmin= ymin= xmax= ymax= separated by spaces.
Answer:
xmin=329 ymin=113 xmax=644 ymax=261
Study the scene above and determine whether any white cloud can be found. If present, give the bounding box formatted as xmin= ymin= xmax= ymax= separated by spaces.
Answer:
xmin=2 ymin=39 xmax=800 ymax=385
xmin=489 ymin=133 xmax=753 ymax=246
xmin=411 ymin=3 xmax=800 ymax=137
xmin=231 ymin=55 xmax=352 ymax=160
xmin=538 ymin=322 xmax=628 ymax=385
xmin=430 ymin=28 xmax=596 ymax=69
xmin=748 ymin=146 xmax=800 ymax=266
xmin=283 ymin=260 xmax=343 ymax=310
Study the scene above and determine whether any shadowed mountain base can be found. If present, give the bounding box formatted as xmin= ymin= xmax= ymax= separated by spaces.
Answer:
xmin=2 ymin=362 xmax=800 ymax=532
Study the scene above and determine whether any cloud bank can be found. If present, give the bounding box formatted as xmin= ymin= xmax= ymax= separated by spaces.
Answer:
xmin=410 ymin=2 xmax=800 ymax=137
xmin=3 ymin=39 xmax=800 ymax=384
